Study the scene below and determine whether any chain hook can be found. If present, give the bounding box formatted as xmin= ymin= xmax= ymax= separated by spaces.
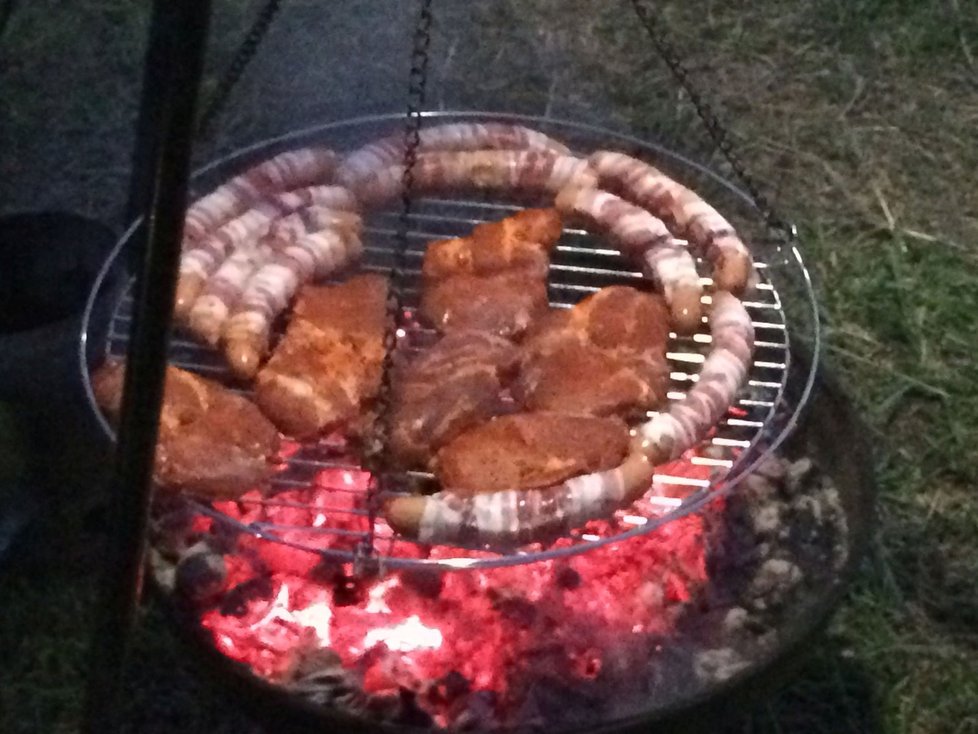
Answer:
xmin=629 ymin=0 xmax=795 ymax=246
xmin=359 ymin=0 xmax=435 ymax=570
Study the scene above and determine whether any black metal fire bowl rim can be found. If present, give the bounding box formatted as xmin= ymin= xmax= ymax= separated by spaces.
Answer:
xmin=151 ymin=344 xmax=875 ymax=734
xmin=78 ymin=111 xmax=822 ymax=570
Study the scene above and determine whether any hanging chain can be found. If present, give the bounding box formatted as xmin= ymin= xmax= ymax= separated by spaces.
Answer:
xmin=629 ymin=0 xmax=796 ymax=242
xmin=197 ymin=0 xmax=283 ymax=137
xmin=357 ymin=0 xmax=434 ymax=573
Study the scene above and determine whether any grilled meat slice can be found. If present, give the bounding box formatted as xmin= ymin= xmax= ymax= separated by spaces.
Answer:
xmin=434 ymin=412 xmax=629 ymax=494
xmin=420 ymin=208 xmax=561 ymax=337
xmin=516 ymin=286 xmax=671 ymax=417
xmin=254 ymin=274 xmax=388 ymax=440
xmin=388 ymin=330 xmax=520 ymax=469
xmin=91 ymin=360 xmax=280 ymax=499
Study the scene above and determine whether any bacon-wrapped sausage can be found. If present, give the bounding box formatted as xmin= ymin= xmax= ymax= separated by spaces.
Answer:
xmin=174 ymin=186 xmax=356 ymax=318
xmin=554 ymin=186 xmax=703 ymax=334
xmin=187 ymin=247 xmax=270 ymax=347
xmin=589 ymin=151 xmax=752 ymax=293
xmin=631 ymin=291 xmax=755 ymax=463
xmin=223 ymin=209 xmax=364 ymax=379
xmin=183 ymin=147 xmax=338 ymax=245
xmin=335 ymin=122 xmax=570 ymax=188
xmin=383 ymin=452 xmax=654 ymax=548
xmin=354 ymin=150 xmax=598 ymax=207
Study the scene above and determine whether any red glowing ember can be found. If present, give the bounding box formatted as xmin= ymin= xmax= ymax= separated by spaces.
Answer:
xmin=184 ymin=455 xmax=716 ymax=725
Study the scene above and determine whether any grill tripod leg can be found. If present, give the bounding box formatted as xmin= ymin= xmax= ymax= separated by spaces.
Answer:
xmin=82 ymin=1 xmax=211 ymax=731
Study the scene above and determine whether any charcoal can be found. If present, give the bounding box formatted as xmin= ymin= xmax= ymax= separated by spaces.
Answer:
xmin=219 ymin=576 xmax=273 ymax=617
xmin=175 ymin=542 xmax=226 ymax=603
xmin=554 ymin=564 xmax=581 ymax=590
xmin=400 ymin=567 xmax=444 ymax=599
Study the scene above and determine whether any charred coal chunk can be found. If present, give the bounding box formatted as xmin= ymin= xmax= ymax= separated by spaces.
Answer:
xmin=175 ymin=541 xmax=227 ymax=603
xmin=427 ymin=670 xmax=471 ymax=706
xmin=487 ymin=585 xmax=537 ymax=627
xmin=313 ymin=563 xmax=369 ymax=607
xmin=554 ymin=563 xmax=581 ymax=590
xmin=284 ymin=648 xmax=368 ymax=713
xmin=400 ymin=567 xmax=444 ymax=599
xmin=219 ymin=575 xmax=273 ymax=617
xmin=451 ymin=690 xmax=500 ymax=732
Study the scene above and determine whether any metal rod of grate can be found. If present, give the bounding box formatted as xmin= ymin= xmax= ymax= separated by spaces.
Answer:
xmin=100 ymin=196 xmax=791 ymax=570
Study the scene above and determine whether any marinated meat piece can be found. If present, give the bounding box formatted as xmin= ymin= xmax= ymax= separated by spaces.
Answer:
xmin=91 ymin=360 xmax=280 ymax=499
xmin=422 ymin=208 xmax=562 ymax=281
xmin=420 ymin=208 xmax=562 ymax=337
xmin=255 ymin=274 xmax=387 ymax=439
xmin=421 ymin=271 xmax=549 ymax=338
xmin=515 ymin=340 xmax=666 ymax=417
xmin=389 ymin=330 xmax=520 ymax=469
xmin=434 ymin=412 xmax=629 ymax=494
xmin=517 ymin=286 xmax=671 ymax=416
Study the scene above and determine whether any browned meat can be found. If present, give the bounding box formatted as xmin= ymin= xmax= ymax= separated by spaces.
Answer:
xmin=422 ymin=208 xmax=562 ymax=281
xmin=388 ymin=330 xmax=520 ymax=469
xmin=421 ymin=271 xmax=549 ymax=338
xmin=255 ymin=274 xmax=388 ymax=439
xmin=420 ymin=208 xmax=561 ymax=337
xmin=434 ymin=412 xmax=629 ymax=494
xmin=91 ymin=360 xmax=281 ymax=499
xmin=516 ymin=286 xmax=671 ymax=417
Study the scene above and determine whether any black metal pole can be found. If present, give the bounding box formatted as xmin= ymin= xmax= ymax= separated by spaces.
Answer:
xmin=82 ymin=1 xmax=211 ymax=732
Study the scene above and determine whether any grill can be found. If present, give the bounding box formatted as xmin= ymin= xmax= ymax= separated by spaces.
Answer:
xmin=78 ymin=113 xmax=855 ymax=734
xmin=74 ymin=1 xmax=871 ymax=729
xmin=80 ymin=113 xmax=816 ymax=571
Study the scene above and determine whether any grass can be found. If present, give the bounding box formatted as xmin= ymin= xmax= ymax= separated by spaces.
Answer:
xmin=2 ymin=0 xmax=977 ymax=732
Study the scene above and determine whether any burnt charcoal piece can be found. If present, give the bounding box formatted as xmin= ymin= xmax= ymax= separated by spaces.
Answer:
xmin=554 ymin=564 xmax=582 ymax=590
xmin=399 ymin=567 xmax=444 ymax=599
xmin=219 ymin=576 xmax=274 ymax=617
xmin=427 ymin=670 xmax=471 ymax=705
xmin=451 ymin=690 xmax=500 ymax=732
xmin=175 ymin=543 xmax=227 ymax=603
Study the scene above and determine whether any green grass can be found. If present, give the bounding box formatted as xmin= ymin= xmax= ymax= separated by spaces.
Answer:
xmin=2 ymin=0 xmax=977 ymax=732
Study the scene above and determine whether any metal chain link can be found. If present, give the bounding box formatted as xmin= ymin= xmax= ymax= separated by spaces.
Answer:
xmin=197 ymin=0 xmax=283 ymax=137
xmin=357 ymin=0 xmax=434 ymax=573
xmin=630 ymin=0 xmax=796 ymax=242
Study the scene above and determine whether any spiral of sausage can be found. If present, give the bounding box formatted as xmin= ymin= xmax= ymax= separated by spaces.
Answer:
xmin=589 ymin=151 xmax=752 ymax=293
xmin=554 ymin=186 xmax=703 ymax=334
xmin=175 ymin=185 xmax=356 ymax=318
xmin=335 ymin=122 xmax=570 ymax=189
xmin=354 ymin=150 xmax=598 ymax=207
xmin=183 ymin=147 xmax=338 ymax=245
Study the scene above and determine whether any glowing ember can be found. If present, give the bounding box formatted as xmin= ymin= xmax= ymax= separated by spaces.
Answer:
xmin=184 ymin=453 xmax=718 ymax=726
xmin=364 ymin=615 xmax=443 ymax=653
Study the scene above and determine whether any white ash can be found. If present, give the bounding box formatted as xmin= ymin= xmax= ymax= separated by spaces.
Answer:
xmin=747 ymin=559 xmax=803 ymax=610
xmin=693 ymin=647 xmax=750 ymax=684
xmin=685 ymin=453 xmax=850 ymax=689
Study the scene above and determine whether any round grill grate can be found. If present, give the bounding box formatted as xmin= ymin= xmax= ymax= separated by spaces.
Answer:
xmin=80 ymin=112 xmax=820 ymax=571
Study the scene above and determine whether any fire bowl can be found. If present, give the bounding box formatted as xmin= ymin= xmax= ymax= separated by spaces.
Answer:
xmin=148 ymin=346 xmax=873 ymax=733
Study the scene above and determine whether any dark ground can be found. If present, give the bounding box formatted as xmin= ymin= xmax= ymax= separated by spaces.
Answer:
xmin=1 ymin=1 xmax=977 ymax=733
